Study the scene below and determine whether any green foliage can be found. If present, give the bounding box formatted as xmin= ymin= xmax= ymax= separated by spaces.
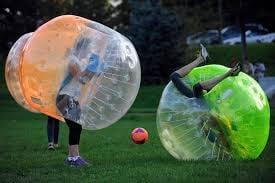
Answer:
xmin=107 ymin=0 xmax=131 ymax=33
xmin=1 ymin=44 xmax=274 ymax=88
xmin=128 ymin=0 xmax=184 ymax=84
xmin=161 ymin=0 xmax=275 ymax=40
xmin=184 ymin=43 xmax=275 ymax=76
xmin=68 ymin=0 xmax=112 ymax=25
xmin=0 ymin=0 xmax=114 ymax=53
xmin=162 ymin=0 xmax=222 ymax=40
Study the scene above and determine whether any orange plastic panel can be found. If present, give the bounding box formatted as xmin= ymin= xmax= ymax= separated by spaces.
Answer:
xmin=5 ymin=33 xmax=38 ymax=112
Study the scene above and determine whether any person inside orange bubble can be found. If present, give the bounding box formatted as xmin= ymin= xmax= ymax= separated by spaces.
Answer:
xmin=56 ymin=36 xmax=101 ymax=167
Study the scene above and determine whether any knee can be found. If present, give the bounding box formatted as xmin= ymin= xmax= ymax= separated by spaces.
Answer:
xmin=169 ymin=72 xmax=181 ymax=81
xmin=74 ymin=123 xmax=82 ymax=132
xmin=193 ymin=83 xmax=203 ymax=98
xmin=66 ymin=119 xmax=82 ymax=130
xmin=193 ymin=83 xmax=202 ymax=91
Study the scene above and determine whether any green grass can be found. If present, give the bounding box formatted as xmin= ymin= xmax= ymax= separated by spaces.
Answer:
xmin=0 ymin=84 xmax=274 ymax=182
xmin=0 ymin=44 xmax=275 ymax=182
xmin=130 ymin=85 xmax=165 ymax=113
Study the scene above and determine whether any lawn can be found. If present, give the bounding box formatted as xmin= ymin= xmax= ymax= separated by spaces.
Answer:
xmin=0 ymin=43 xmax=274 ymax=182
xmin=0 ymin=83 xmax=274 ymax=182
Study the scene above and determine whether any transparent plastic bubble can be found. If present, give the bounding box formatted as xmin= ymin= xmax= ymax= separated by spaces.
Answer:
xmin=157 ymin=65 xmax=270 ymax=160
xmin=5 ymin=33 xmax=38 ymax=112
xmin=9 ymin=15 xmax=140 ymax=129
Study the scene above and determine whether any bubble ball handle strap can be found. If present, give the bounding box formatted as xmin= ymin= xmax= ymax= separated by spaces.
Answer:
xmin=79 ymin=53 xmax=101 ymax=85
xmin=87 ymin=53 xmax=101 ymax=73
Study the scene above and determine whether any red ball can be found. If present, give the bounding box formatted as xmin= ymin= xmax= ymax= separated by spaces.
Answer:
xmin=131 ymin=128 xmax=148 ymax=144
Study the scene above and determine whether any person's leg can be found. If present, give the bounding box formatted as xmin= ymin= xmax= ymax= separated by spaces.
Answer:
xmin=174 ymin=44 xmax=208 ymax=77
xmin=47 ymin=116 xmax=55 ymax=150
xmin=170 ymin=44 xmax=208 ymax=97
xmin=170 ymin=72 xmax=194 ymax=97
xmin=174 ymin=56 xmax=204 ymax=77
xmin=196 ymin=63 xmax=241 ymax=92
xmin=66 ymin=119 xmax=82 ymax=156
xmin=53 ymin=119 xmax=59 ymax=147
xmin=65 ymin=119 xmax=88 ymax=167
xmin=193 ymin=83 xmax=204 ymax=98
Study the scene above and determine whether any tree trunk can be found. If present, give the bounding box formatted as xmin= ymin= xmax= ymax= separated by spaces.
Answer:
xmin=239 ymin=0 xmax=249 ymax=72
xmin=218 ymin=0 xmax=223 ymax=44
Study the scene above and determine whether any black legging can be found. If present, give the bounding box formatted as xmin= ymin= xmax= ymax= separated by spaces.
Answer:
xmin=66 ymin=118 xmax=82 ymax=145
xmin=47 ymin=116 xmax=59 ymax=144
xmin=170 ymin=72 xmax=204 ymax=98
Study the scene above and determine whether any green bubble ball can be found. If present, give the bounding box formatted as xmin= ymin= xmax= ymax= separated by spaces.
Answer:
xmin=157 ymin=64 xmax=270 ymax=160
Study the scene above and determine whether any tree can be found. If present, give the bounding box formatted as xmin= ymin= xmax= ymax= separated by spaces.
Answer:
xmin=128 ymin=0 xmax=184 ymax=84
xmin=161 ymin=0 xmax=222 ymax=42
xmin=0 ymin=0 xmax=113 ymax=53
xmin=239 ymin=0 xmax=249 ymax=72
xmin=109 ymin=0 xmax=131 ymax=33
xmin=68 ymin=0 xmax=113 ymax=26
xmin=0 ymin=0 xmax=72 ymax=53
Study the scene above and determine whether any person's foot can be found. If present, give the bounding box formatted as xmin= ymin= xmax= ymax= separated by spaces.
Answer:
xmin=200 ymin=44 xmax=209 ymax=62
xmin=230 ymin=62 xmax=241 ymax=76
xmin=48 ymin=143 xmax=55 ymax=150
xmin=65 ymin=156 xmax=89 ymax=168
xmin=53 ymin=144 xmax=59 ymax=148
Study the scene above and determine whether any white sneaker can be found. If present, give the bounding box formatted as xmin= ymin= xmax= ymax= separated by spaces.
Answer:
xmin=48 ymin=143 xmax=55 ymax=150
xmin=200 ymin=44 xmax=209 ymax=62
